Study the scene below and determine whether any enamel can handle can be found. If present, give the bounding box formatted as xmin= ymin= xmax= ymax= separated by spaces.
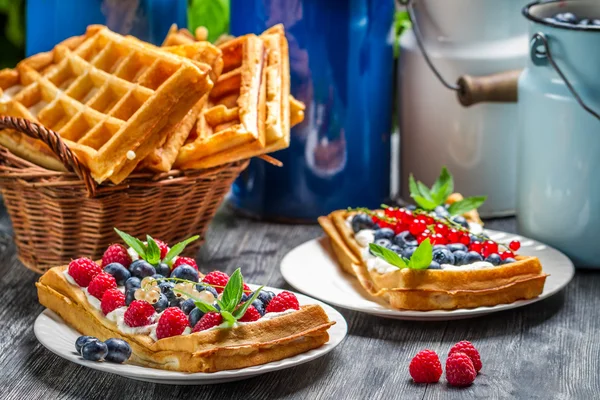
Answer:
xmin=456 ymin=70 xmax=521 ymax=107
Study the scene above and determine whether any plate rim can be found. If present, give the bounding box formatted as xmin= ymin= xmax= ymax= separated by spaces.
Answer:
xmin=280 ymin=229 xmax=575 ymax=321
xmin=34 ymin=286 xmax=348 ymax=383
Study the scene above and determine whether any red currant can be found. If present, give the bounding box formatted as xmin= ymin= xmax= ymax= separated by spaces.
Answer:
xmin=470 ymin=241 xmax=482 ymax=253
xmin=434 ymin=223 xmax=449 ymax=236
xmin=430 ymin=233 xmax=447 ymax=245
xmin=459 ymin=233 xmax=471 ymax=246
xmin=384 ymin=207 xmax=396 ymax=217
xmin=394 ymin=223 xmax=408 ymax=234
xmin=409 ymin=219 xmax=427 ymax=236
xmin=447 ymin=229 xmax=460 ymax=243
xmin=483 ymin=240 xmax=498 ymax=254
xmin=423 ymin=216 xmax=434 ymax=225
xmin=509 ymin=240 xmax=521 ymax=252
xmin=500 ymin=251 xmax=515 ymax=260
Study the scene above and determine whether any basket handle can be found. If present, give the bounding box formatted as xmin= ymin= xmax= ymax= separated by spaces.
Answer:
xmin=0 ymin=116 xmax=97 ymax=196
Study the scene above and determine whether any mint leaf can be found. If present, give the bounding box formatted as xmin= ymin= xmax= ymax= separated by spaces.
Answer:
xmin=448 ymin=196 xmax=487 ymax=216
xmin=369 ymin=243 xmax=408 ymax=269
xmin=114 ymin=228 xmax=146 ymax=258
xmin=416 ymin=182 xmax=434 ymax=202
xmin=408 ymin=174 xmax=420 ymax=198
xmin=409 ymin=174 xmax=438 ymax=211
xmin=220 ymin=268 xmax=243 ymax=313
xmin=233 ymin=285 xmax=264 ymax=319
xmin=411 ymin=195 xmax=438 ymax=211
xmin=431 ymin=167 xmax=454 ymax=204
xmin=194 ymin=300 xmax=218 ymax=314
xmin=408 ymin=239 xmax=433 ymax=270
xmin=145 ymin=235 xmax=161 ymax=265
xmin=221 ymin=310 xmax=236 ymax=326
xmin=188 ymin=0 xmax=229 ymax=42
xmin=163 ymin=235 xmax=200 ymax=264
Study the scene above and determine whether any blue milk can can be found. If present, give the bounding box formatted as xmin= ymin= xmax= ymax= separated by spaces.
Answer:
xmin=228 ymin=0 xmax=395 ymax=221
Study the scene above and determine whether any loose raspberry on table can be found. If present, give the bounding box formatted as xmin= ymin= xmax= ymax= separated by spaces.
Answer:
xmin=238 ymin=305 xmax=261 ymax=322
xmin=202 ymin=271 xmax=229 ymax=293
xmin=156 ymin=307 xmax=189 ymax=340
xmin=88 ymin=272 xmax=117 ymax=299
xmin=265 ymin=291 xmax=300 ymax=313
xmin=448 ymin=341 xmax=482 ymax=372
xmin=446 ymin=352 xmax=477 ymax=387
xmin=102 ymin=244 xmax=132 ymax=269
xmin=192 ymin=312 xmax=223 ymax=332
xmin=124 ymin=300 xmax=156 ymax=327
xmin=172 ymin=256 xmax=198 ymax=271
xmin=409 ymin=349 xmax=443 ymax=384
xmin=101 ymin=288 xmax=125 ymax=315
xmin=68 ymin=258 xmax=102 ymax=287
xmin=154 ymin=239 xmax=169 ymax=259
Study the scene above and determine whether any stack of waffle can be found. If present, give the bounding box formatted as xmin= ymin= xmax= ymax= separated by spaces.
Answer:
xmin=0 ymin=24 xmax=304 ymax=184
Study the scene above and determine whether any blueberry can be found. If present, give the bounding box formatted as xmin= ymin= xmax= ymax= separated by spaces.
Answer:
xmin=448 ymin=243 xmax=468 ymax=253
xmin=155 ymin=262 xmax=170 ymax=277
xmin=196 ymin=284 xmax=218 ymax=298
xmin=405 ymin=204 xmax=417 ymax=211
xmin=433 ymin=244 xmax=448 ymax=251
xmin=351 ymin=214 xmax=376 ymax=233
xmin=104 ymin=338 xmax=132 ymax=363
xmin=485 ymin=253 xmax=502 ymax=266
xmin=241 ymin=293 xmax=250 ymax=303
xmin=125 ymin=288 xmax=136 ymax=305
xmin=152 ymin=274 xmax=164 ymax=280
xmin=434 ymin=205 xmax=449 ymax=218
xmin=171 ymin=265 xmax=199 ymax=282
xmin=181 ymin=298 xmax=196 ymax=314
xmin=75 ymin=336 xmax=98 ymax=355
xmin=373 ymin=228 xmax=395 ymax=241
xmin=252 ymin=300 xmax=265 ymax=316
xmin=189 ymin=307 xmax=204 ymax=327
xmin=432 ymin=248 xmax=455 ymax=265
xmin=103 ymin=263 xmax=130 ymax=286
xmin=389 ymin=244 xmax=402 ymax=254
xmin=256 ymin=290 xmax=274 ymax=306
xmin=153 ymin=293 xmax=169 ymax=313
xmin=502 ymin=257 xmax=517 ymax=265
xmin=374 ymin=238 xmax=392 ymax=248
xmin=554 ymin=12 xmax=578 ymax=24
xmin=81 ymin=340 xmax=108 ymax=362
xmin=158 ymin=281 xmax=176 ymax=301
xmin=129 ymin=260 xmax=155 ymax=279
xmin=464 ymin=251 xmax=484 ymax=264
xmin=451 ymin=215 xmax=469 ymax=229
xmin=401 ymin=246 xmax=417 ymax=259
xmin=428 ymin=261 xmax=441 ymax=270
xmin=453 ymin=250 xmax=468 ymax=266
xmin=125 ymin=277 xmax=141 ymax=291
xmin=394 ymin=231 xmax=418 ymax=247
xmin=168 ymin=296 xmax=183 ymax=309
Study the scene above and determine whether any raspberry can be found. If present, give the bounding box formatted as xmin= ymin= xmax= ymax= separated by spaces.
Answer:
xmin=87 ymin=272 xmax=117 ymax=299
xmin=409 ymin=350 xmax=443 ymax=383
xmin=449 ymin=341 xmax=482 ymax=372
xmin=192 ymin=312 xmax=223 ymax=332
xmin=156 ymin=307 xmax=188 ymax=339
xmin=154 ymin=239 xmax=169 ymax=259
xmin=243 ymin=283 xmax=251 ymax=294
xmin=202 ymin=271 xmax=229 ymax=293
xmin=124 ymin=300 xmax=155 ymax=327
xmin=68 ymin=258 xmax=102 ymax=287
xmin=172 ymin=256 xmax=198 ymax=271
xmin=238 ymin=305 xmax=261 ymax=322
xmin=446 ymin=352 xmax=477 ymax=387
xmin=265 ymin=291 xmax=300 ymax=313
xmin=102 ymin=244 xmax=132 ymax=269
xmin=101 ymin=288 xmax=125 ymax=315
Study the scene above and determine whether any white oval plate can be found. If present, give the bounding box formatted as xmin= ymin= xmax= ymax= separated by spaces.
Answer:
xmin=281 ymin=230 xmax=574 ymax=321
xmin=34 ymin=287 xmax=347 ymax=385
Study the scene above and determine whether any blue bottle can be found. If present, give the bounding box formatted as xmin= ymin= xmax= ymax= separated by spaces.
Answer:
xmin=229 ymin=0 xmax=394 ymax=221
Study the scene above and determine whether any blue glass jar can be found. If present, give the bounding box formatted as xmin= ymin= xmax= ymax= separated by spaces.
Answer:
xmin=229 ymin=0 xmax=394 ymax=221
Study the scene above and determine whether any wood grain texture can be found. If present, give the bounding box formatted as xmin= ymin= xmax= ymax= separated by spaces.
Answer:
xmin=0 ymin=205 xmax=597 ymax=400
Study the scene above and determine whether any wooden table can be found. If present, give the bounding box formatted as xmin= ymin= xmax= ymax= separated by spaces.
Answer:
xmin=0 ymin=204 xmax=597 ymax=400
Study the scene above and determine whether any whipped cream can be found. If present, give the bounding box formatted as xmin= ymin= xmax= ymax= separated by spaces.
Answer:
xmin=355 ymin=230 xmax=375 ymax=247
xmin=107 ymin=307 xmax=157 ymax=335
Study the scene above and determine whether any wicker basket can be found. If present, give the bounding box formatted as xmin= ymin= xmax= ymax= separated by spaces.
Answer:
xmin=0 ymin=116 xmax=249 ymax=273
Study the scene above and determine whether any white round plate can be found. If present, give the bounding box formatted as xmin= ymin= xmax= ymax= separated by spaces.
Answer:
xmin=281 ymin=230 xmax=575 ymax=321
xmin=34 ymin=287 xmax=347 ymax=385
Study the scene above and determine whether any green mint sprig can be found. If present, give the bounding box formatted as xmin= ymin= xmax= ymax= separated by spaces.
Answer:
xmin=408 ymin=166 xmax=486 ymax=215
xmin=369 ymin=238 xmax=433 ymax=270
xmin=114 ymin=228 xmax=199 ymax=266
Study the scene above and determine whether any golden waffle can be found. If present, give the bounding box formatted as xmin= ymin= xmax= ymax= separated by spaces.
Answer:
xmin=0 ymin=25 xmax=214 ymax=184
xmin=37 ymin=265 xmax=334 ymax=373
xmin=318 ymin=200 xmax=547 ymax=311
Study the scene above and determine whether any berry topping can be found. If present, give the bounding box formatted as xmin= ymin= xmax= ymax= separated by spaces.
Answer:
xmin=156 ymin=307 xmax=189 ymax=339
xmin=202 ymin=271 xmax=229 ymax=293
xmin=485 ymin=253 xmax=502 ymax=266
xmin=509 ymin=240 xmax=521 ymax=252
xmin=81 ymin=340 xmax=108 ymax=362
xmin=101 ymin=288 xmax=126 ymax=315
xmin=502 ymin=257 xmax=517 ymax=265
xmin=464 ymin=251 xmax=484 ymax=264
xmin=68 ymin=258 xmax=102 ymax=287
xmin=238 ymin=305 xmax=261 ymax=322
xmin=432 ymin=247 xmax=455 ymax=265
xmin=482 ymin=240 xmax=499 ymax=258
xmin=152 ymin=293 xmax=169 ymax=313
xmin=453 ymin=250 xmax=468 ymax=266
xmin=446 ymin=352 xmax=477 ymax=387
xmin=124 ymin=300 xmax=155 ymax=327
xmin=192 ymin=312 xmax=223 ymax=332
xmin=351 ymin=213 xmax=377 ymax=233
xmin=75 ymin=336 xmax=98 ymax=355
xmin=102 ymin=244 xmax=132 ymax=269
xmin=500 ymin=251 xmax=515 ymax=260
xmin=104 ymin=338 xmax=132 ymax=363
xmin=125 ymin=277 xmax=141 ymax=291
xmin=87 ymin=272 xmax=117 ymax=299
xmin=172 ymin=256 xmax=198 ymax=270
xmin=129 ymin=260 xmax=156 ymax=279
xmin=181 ymin=298 xmax=196 ymax=315
xmin=188 ymin=307 xmax=204 ymax=327
xmin=373 ymin=228 xmax=395 ymax=241
xmin=155 ymin=262 xmax=171 ymax=277
xmin=243 ymin=283 xmax=251 ymax=294
xmin=256 ymin=290 xmax=275 ymax=306
xmin=103 ymin=262 xmax=131 ymax=286
xmin=252 ymin=299 xmax=266 ymax=316
xmin=171 ymin=265 xmax=199 ymax=282
xmin=409 ymin=349 xmax=443 ymax=383
xmin=154 ymin=239 xmax=169 ymax=259
xmin=265 ymin=291 xmax=300 ymax=313
xmin=449 ymin=340 xmax=482 ymax=372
